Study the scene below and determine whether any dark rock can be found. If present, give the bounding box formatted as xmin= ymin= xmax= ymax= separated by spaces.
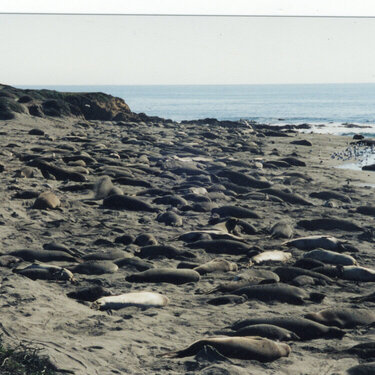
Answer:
xmin=28 ymin=104 xmax=44 ymax=117
xmin=28 ymin=128 xmax=45 ymax=136
xmin=290 ymin=139 xmax=312 ymax=146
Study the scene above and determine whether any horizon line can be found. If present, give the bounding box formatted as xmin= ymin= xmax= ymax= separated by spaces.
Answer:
xmin=2 ymin=13 xmax=375 ymax=19
xmin=14 ymin=82 xmax=375 ymax=87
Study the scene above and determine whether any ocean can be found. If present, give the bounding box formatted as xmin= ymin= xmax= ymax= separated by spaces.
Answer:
xmin=19 ymin=83 xmax=375 ymax=136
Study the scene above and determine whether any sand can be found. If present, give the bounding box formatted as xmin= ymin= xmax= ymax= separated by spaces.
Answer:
xmin=0 ymin=112 xmax=375 ymax=375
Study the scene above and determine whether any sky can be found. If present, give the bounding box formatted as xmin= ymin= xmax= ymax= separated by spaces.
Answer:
xmin=1 ymin=14 xmax=375 ymax=85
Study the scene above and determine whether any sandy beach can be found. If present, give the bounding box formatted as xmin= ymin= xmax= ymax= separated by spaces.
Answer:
xmin=1 ymin=85 xmax=375 ymax=375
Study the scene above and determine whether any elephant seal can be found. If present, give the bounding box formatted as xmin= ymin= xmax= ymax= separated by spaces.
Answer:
xmin=114 ymin=257 xmax=153 ymax=271
xmin=305 ymin=308 xmax=375 ymax=328
xmin=346 ymin=362 xmax=375 ymax=375
xmin=138 ymin=245 xmax=195 ymax=260
xmin=231 ymin=317 xmax=345 ymax=340
xmin=159 ymin=336 xmax=290 ymax=362
xmin=313 ymin=265 xmax=375 ymax=282
xmin=43 ymin=242 xmax=82 ymax=257
xmin=67 ymin=286 xmax=113 ymax=302
xmin=292 ymin=275 xmax=322 ymax=286
xmin=297 ymin=218 xmax=363 ymax=232
xmin=293 ymin=258 xmax=326 ymax=270
xmin=270 ymin=221 xmax=293 ymax=239
xmin=178 ymin=232 xmax=212 ymax=243
xmin=280 ymin=157 xmax=306 ymax=166
xmin=15 ymin=166 xmax=35 ymax=178
xmin=357 ymin=206 xmax=375 ymax=216
xmin=103 ymin=194 xmax=158 ymax=212
xmin=216 ymin=169 xmax=272 ymax=189
xmin=156 ymin=211 xmax=183 ymax=227
xmin=274 ymin=266 xmax=333 ymax=283
xmin=9 ymin=249 xmax=78 ymax=263
xmin=221 ymin=324 xmax=300 ymax=341
xmin=290 ymin=139 xmax=312 ymax=146
xmin=93 ymin=175 xmax=117 ymax=199
xmin=310 ymin=191 xmax=351 ymax=203
xmin=250 ymin=250 xmax=292 ymax=265
xmin=114 ymin=234 xmax=134 ymax=245
xmin=340 ymin=266 xmax=375 ymax=281
xmin=235 ymin=219 xmax=258 ymax=235
xmin=346 ymin=342 xmax=375 ymax=359
xmin=206 ymin=295 xmax=247 ymax=306
xmin=134 ymin=234 xmax=158 ymax=246
xmin=137 ymin=188 xmax=172 ymax=197
xmin=126 ymin=268 xmax=200 ymax=285
xmin=350 ymin=291 xmax=375 ymax=303
xmin=207 ymin=269 xmax=280 ymax=294
xmin=14 ymin=263 xmax=75 ymax=282
xmin=194 ymin=259 xmax=238 ymax=275
xmin=153 ymin=195 xmax=188 ymax=207
xmin=69 ymin=260 xmax=118 ymax=275
xmin=92 ymin=291 xmax=169 ymax=310
xmin=177 ymin=261 xmax=200 ymax=269
xmin=260 ymin=188 xmax=312 ymax=206
xmin=231 ymin=283 xmax=325 ymax=305
xmin=28 ymin=159 xmax=86 ymax=182
xmin=32 ymin=192 xmax=61 ymax=210
xmin=83 ymin=249 xmax=127 ymax=261
xmin=114 ymin=177 xmax=152 ymax=188
xmin=234 ymin=269 xmax=280 ymax=283
xmin=0 ymin=255 xmax=22 ymax=267
xmin=212 ymin=206 xmax=260 ymax=219
xmin=283 ymin=235 xmax=352 ymax=252
xmin=303 ymin=249 xmax=357 ymax=266
xmin=187 ymin=239 xmax=249 ymax=255
xmin=12 ymin=190 xmax=40 ymax=199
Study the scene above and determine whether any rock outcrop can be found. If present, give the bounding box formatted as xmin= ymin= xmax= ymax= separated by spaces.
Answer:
xmin=0 ymin=83 xmax=163 ymax=122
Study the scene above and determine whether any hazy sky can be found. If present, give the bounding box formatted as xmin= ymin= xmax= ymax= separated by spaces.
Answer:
xmin=2 ymin=14 xmax=375 ymax=85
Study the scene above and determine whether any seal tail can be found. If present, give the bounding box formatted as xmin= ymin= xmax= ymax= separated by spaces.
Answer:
xmin=309 ymin=292 xmax=326 ymax=303
xmin=157 ymin=351 xmax=180 ymax=358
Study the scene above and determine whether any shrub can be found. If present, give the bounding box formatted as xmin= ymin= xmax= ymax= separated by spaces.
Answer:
xmin=0 ymin=338 xmax=56 ymax=375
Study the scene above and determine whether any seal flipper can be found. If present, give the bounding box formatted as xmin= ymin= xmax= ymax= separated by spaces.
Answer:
xmin=158 ymin=340 xmax=208 ymax=358
xmin=328 ymin=327 xmax=346 ymax=339
xmin=194 ymin=345 xmax=232 ymax=363
xmin=309 ymin=292 xmax=326 ymax=303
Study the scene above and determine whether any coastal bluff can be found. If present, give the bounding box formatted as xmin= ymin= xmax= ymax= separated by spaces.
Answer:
xmin=0 ymin=83 xmax=162 ymax=122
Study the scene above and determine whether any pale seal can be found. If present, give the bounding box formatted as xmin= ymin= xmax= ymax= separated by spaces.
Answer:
xmin=32 ymin=191 xmax=61 ymax=210
xmin=193 ymin=258 xmax=238 ymax=275
xmin=250 ymin=250 xmax=292 ymax=265
xmin=92 ymin=291 xmax=169 ymax=310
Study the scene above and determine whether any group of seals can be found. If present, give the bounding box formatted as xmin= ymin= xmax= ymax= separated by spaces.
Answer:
xmin=4 ymin=85 xmax=375 ymax=374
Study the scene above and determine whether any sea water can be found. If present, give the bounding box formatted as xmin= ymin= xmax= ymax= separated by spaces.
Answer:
xmin=20 ymin=83 xmax=375 ymax=136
